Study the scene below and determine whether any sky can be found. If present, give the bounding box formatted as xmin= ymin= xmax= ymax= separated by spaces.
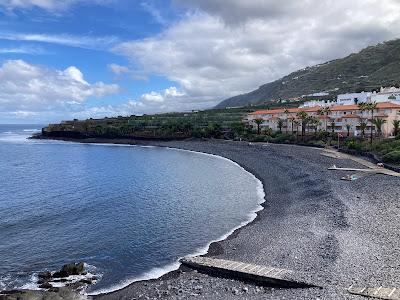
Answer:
xmin=1 ymin=0 xmax=400 ymax=123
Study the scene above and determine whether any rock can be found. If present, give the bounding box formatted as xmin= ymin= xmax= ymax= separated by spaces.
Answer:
xmin=53 ymin=262 xmax=85 ymax=278
xmin=242 ymin=287 xmax=249 ymax=293
xmin=52 ymin=270 xmax=69 ymax=278
xmin=39 ymin=282 xmax=53 ymax=289
xmin=38 ymin=271 xmax=52 ymax=280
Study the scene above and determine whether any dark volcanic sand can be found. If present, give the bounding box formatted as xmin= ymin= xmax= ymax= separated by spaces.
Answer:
xmin=82 ymin=139 xmax=400 ymax=300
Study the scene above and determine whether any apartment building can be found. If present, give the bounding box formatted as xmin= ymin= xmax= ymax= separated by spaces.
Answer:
xmin=247 ymin=102 xmax=400 ymax=137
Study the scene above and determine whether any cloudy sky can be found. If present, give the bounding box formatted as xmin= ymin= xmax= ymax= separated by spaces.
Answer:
xmin=1 ymin=0 xmax=400 ymax=123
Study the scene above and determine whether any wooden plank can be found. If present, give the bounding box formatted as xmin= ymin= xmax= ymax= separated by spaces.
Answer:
xmin=348 ymin=286 xmax=400 ymax=299
xmin=180 ymin=257 xmax=316 ymax=288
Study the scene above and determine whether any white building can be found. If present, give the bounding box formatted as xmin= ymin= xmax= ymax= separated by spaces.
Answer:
xmin=372 ymin=87 xmax=400 ymax=103
xmin=300 ymin=100 xmax=336 ymax=108
xmin=337 ymin=87 xmax=400 ymax=106
xmin=337 ymin=92 xmax=371 ymax=105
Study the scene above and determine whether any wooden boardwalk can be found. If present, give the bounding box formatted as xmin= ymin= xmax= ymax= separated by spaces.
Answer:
xmin=348 ymin=286 xmax=400 ymax=300
xmin=322 ymin=149 xmax=400 ymax=178
xmin=180 ymin=257 xmax=316 ymax=288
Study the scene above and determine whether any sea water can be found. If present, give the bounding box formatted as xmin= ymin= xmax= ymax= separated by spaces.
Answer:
xmin=0 ymin=124 xmax=264 ymax=294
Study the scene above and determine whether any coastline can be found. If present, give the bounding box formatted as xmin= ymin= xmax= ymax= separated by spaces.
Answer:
xmin=17 ymin=137 xmax=400 ymax=299
xmin=88 ymin=143 xmax=266 ymax=296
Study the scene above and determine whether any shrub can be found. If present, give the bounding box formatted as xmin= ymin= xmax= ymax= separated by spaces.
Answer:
xmin=309 ymin=140 xmax=327 ymax=147
xmin=272 ymin=133 xmax=295 ymax=143
xmin=315 ymin=131 xmax=331 ymax=142
xmin=345 ymin=139 xmax=362 ymax=151
xmin=382 ymin=150 xmax=400 ymax=164
xmin=381 ymin=150 xmax=400 ymax=164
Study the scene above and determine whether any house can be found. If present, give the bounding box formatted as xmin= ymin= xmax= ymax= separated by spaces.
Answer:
xmin=337 ymin=87 xmax=400 ymax=106
xmin=247 ymin=102 xmax=400 ymax=137
xmin=337 ymin=92 xmax=371 ymax=105
xmin=372 ymin=87 xmax=400 ymax=103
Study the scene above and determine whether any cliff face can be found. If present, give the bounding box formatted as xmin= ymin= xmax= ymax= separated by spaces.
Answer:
xmin=216 ymin=39 xmax=400 ymax=108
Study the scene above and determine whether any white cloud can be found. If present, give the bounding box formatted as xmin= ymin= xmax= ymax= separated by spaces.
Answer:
xmin=0 ymin=32 xmax=118 ymax=49
xmin=77 ymin=86 xmax=192 ymax=119
xmin=0 ymin=45 xmax=47 ymax=54
xmin=141 ymin=1 xmax=167 ymax=25
xmin=114 ymin=0 xmax=400 ymax=111
xmin=108 ymin=63 xmax=130 ymax=75
xmin=0 ymin=59 xmax=119 ymax=116
xmin=0 ymin=0 xmax=114 ymax=12
xmin=140 ymin=91 xmax=164 ymax=103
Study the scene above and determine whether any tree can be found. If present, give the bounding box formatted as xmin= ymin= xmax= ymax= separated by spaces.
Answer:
xmin=393 ymin=120 xmax=400 ymax=136
xmin=277 ymin=118 xmax=284 ymax=133
xmin=345 ymin=124 xmax=351 ymax=137
xmin=359 ymin=102 xmax=377 ymax=144
xmin=231 ymin=122 xmax=245 ymax=138
xmin=293 ymin=120 xmax=300 ymax=135
xmin=205 ymin=123 xmax=222 ymax=138
xmin=296 ymin=111 xmax=310 ymax=140
xmin=254 ymin=118 xmax=264 ymax=135
xmin=359 ymin=120 xmax=367 ymax=138
xmin=330 ymin=121 xmax=336 ymax=133
xmin=308 ymin=116 xmax=320 ymax=134
xmin=372 ymin=118 xmax=387 ymax=137
xmin=318 ymin=107 xmax=331 ymax=131
xmin=284 ymin=109 xmax=290 ymax=134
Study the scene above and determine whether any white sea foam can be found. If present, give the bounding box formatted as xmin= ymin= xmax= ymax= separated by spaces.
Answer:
xmin=18 ymin=263 xmax=102 ymax=292
xmin=88 ymin=144 xmax=266 ymax=296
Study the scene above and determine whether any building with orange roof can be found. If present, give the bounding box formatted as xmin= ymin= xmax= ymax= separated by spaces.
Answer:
xmin=246 ymin=102 xmax=400 ymax=137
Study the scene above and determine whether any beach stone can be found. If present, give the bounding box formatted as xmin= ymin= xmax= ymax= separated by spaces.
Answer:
xmin=38 ymin=271 xmax=52 ymax=280
xmin=39 ymin=282 xmax=53 ymax=289
xmin=54 ymin=262 xmax=85 ymax=278
xmin=52 ymin=270 xmax=69 ymax=278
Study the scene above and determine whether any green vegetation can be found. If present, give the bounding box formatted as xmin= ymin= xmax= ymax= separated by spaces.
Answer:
xmin=40 ymin=100 xmax=400 ymax=165
xmin=217 ymin=39 xmax=400 ymax=108
xmin=41 ymin=102 xmax=302 ymax=140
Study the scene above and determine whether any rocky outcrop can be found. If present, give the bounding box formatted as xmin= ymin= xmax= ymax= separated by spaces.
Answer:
xmin=53 ymin=263 xmax=85 ymax=278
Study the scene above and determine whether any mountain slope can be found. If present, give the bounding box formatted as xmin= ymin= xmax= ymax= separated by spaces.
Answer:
xmin=216 ymin=39 xmax=400 ymax=108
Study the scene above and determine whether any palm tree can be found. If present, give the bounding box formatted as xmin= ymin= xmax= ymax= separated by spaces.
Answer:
xmin=330 ymin=121 xmax=336 ymax=134
xmin=254 ymin=118 xmax=264 ymax=135
xmin=345 ymin=124 xmax=351 ymax=137
xmin=318 ymin=107 xmax=331 ymax=131
xmin=393 ymin=120 xmax=400 ymax=136
xmin=277 ymin=118 xmax=284 ymax=133
xmin=359 ymin=102 xmax=377 ymax=144
xmin=308 ymin=116 xmax=320 ymax=134
xmin=359 ymin=120 xmax=367 ymax=138
xmin=297 ymin=111 xmax=310 ymax=140
xmin=284 ymin=109 xmax=290 ymax=134
xmin=293 ymin=120 xmax=300 ymax=135
xmin=372 ymin=118 xmax=386 ymax=137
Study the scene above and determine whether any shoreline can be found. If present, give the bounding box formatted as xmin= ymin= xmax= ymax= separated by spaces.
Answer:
xmin=88 ymin=143 xmax=266 ymax=296
xmin=10 ymin=136 xmax=400 ymax=299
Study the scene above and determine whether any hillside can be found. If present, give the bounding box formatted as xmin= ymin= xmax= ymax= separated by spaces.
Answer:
xmin=216 ymin=39 xmax=400 ymax=108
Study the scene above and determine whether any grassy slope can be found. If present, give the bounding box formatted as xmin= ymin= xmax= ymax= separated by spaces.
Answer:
xmin=217 ymin=39 xmax=400 ymax=108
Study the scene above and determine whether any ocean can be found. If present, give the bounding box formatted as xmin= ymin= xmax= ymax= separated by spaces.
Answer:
xmin=0 ymin=124 xmax=264 ymax=294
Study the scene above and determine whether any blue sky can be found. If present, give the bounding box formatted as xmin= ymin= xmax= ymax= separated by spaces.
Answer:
xmin=1 ymin=0 xmax=400 ymax=123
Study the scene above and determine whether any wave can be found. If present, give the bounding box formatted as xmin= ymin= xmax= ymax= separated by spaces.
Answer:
xmin=88 ymin=145 xmax=266 ymax=296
